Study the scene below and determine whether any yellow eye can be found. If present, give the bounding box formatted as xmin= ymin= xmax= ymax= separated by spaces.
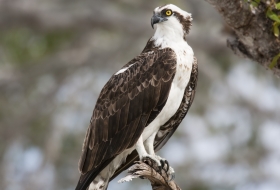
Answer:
xmin=165 ymin=10 xmax=172 ymax=16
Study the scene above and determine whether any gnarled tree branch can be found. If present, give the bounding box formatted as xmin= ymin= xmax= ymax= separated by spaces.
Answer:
xmin=205 ymin=0 xmax=280 ymax=76
xmin=119 ymin=158 xmax=181 ymax=190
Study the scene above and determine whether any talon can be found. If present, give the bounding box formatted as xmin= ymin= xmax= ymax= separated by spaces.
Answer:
xmin=142 ymin=157 xmax=151 ymax=165
xmin=165 ymin=160 xmax=169 ymax=172
xmin=160 ymin=159 xmax=165 ymax=168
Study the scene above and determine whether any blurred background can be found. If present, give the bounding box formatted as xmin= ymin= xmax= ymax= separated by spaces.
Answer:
xmin=0 ymin=0 xmax=279 ymax=190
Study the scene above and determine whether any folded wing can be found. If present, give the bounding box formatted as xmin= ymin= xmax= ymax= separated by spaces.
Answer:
xmin=76 ymin=48 xmax=177 ymax=190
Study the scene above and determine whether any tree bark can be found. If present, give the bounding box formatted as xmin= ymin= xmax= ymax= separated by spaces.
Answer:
xmin=204 ymin=0 xmax=280 ymax=76
xmin=118 ymin=157 xmax=181 ymax=190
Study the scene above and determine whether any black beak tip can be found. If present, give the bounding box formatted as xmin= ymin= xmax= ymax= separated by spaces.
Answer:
xmin=151 ymin=15 xmax=166 ymax=29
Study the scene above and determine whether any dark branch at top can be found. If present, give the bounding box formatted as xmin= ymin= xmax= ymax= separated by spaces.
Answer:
xmin=205 ymin=0 xmax=280 ymax=76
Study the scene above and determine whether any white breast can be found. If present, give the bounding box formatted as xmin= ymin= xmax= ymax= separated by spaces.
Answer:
xmin=142 ymin=40 xmax=194 ymax=141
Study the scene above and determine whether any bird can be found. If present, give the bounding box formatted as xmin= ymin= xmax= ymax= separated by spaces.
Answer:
xmin=76 ymin=4 xmax=198 ymax=190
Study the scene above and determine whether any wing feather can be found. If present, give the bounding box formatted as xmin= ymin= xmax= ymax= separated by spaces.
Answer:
xmin=118 ymin=99 xmax=130 ymax=131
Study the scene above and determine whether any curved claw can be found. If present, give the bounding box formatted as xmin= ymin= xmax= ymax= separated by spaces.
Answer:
xmin=160 ymin=159 xmax=170 ymax=173
xmin=164 ymin=160 xmax=169 ymax=172
xmin=160 ymin=160 xmax=165 ymax=168
xmin=143 ymin=159 xmax=150 ymax=165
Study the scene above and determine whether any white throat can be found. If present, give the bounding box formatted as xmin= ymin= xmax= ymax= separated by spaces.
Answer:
xmin=151 ymin=17 xmax=185 ymax=49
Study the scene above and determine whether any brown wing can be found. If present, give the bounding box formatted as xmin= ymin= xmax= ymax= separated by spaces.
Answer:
xmin=111 ymin=56 xmax=198 ymax=180
xmin=76 ymin=48 xmax=177 ymax=190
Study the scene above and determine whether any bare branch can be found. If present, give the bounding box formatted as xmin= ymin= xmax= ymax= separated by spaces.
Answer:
xmin=119 ymin=158 xmax=181 ymax=190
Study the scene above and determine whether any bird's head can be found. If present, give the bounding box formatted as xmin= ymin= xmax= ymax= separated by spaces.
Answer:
xmin=151 ymin=4 xmax=192 ymax=41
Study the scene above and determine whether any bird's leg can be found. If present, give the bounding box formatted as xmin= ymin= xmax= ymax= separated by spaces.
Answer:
xmin=135 ymin=135 xmax=161 ymax=167
xmin=143 ymin=132 xmax=169 ymax=175
xmin=145 ymin=132 xmax=167 ymax=168
xmin=144 ymin=132 xmax=175 ymax=180
xmin=142 ymin=132 xmax=163 ymax=173
xmin=145 ymin=132 xmax=157 ymax=156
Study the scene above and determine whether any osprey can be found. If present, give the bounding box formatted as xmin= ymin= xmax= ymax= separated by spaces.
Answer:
xmin=76 ymin=4 xmax=198 ymax=190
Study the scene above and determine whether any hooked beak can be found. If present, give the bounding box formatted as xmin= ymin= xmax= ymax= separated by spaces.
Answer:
xmin=151 ymin=14 xmax=167 ymax=29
